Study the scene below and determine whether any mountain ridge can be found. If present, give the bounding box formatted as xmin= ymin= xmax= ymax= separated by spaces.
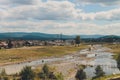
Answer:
xmin=0 ymin=32 xmax=119 ymax=40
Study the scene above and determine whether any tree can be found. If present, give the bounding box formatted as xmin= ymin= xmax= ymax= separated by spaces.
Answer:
xmin=38 ymin=64 xmax=57 ymax=80
xmin=0 ymin=69 xmax=9 ymax=80
xmin=20 ymin=66 xmax=35 ymax=80
xmin=38 ymin=72 xmax=46 ymax=80
xmin=75 ymin=36 xmax=80 ymax=47
xmin=8 ymin=40 xmax=13 ymax=48
xmin=117 ymin=54 xmax=120 ymax=70
xmin=0 ymin=69 xmax=7 ymax=76
xmin=49 ymin=72 xmax=57 ymax=79
xmin=44 ymin=41 xmax=48 ymax=46
xmin=38 ymin=64 xmax=50 ymax=79
xmin=3 ymin=76 xmax=8 ymax=80
xmin=75 ymin=69 xmax=86 ymax=80
xmin=94 ymin=65 xmax=105 ymax=79
xmin=42 ymin=64 xmax=50 ymax=77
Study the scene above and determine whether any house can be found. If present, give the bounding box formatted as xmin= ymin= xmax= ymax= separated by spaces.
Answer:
xmin=0 ymin=42 xmax=8 ymax=49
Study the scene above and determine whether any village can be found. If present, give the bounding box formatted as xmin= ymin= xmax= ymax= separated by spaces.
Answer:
xmin=0 ymin=39 xmax=75 ymax=49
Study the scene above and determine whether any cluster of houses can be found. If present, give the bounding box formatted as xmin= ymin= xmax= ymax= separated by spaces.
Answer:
xmin=0 ymin=40 xmax=75 ymax=49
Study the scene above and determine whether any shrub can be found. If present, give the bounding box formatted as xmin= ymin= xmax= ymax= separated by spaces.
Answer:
xmin=20 ymin=66 xmax=35 ymax=80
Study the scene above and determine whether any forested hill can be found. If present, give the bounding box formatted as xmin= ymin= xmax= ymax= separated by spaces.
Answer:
xmin=0 ymin=32 xmax=74 ymax=40
xmin=0 ymin=32 xmax=119 ymax=41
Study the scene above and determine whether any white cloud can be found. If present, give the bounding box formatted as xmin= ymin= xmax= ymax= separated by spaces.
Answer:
xmin=0 ymin=0 xmax=40 ymax=5
xmin=78 ymin=8 xmax=120 ymax=20
xmin=75 ymin=0 xmax=120 ymax=6
xmin=0 ymin=0 xmax=120 ymax=35
xmin=0 ymin=20 xmax=120 ymax=35
xmin=0 ymin=0 xmax=120 ymax=21
xmin=0 ymin=0 xmax=82 ymax=20
xmin=1 ymin=0 xmax=119 ymax=6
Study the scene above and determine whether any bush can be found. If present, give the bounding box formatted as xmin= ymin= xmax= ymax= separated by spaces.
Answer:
xmin=38 ymin=64 xmax=57 ymax=80
xmin=3 ymin=76 xmax=9 ymax=80
xmin=0 ymin=69 xmax=7 ymax=76
xmin=56 ymin=73 xmax=64 ymax=80
xmin=93 ymin=65 xmax=105 ymax=79
xmin=20 ymin=66 xmax=35 ymax=80
xmin=75 ymin=69 xmax=86 ymax=80
xmin=117 ymin=54 xmax=120 ymax=70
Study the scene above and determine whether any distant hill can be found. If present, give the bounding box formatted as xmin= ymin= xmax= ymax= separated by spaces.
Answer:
xmin=80 ymin=35 xmax=104 ymax=39
xmin=0 ymin=32 xmax=119 ymax=40
xmin=99 ymin=35 xmax=120 ymax=39
xmin=0 ymin=32 xmax=75 ymax=40
xmin=98 ymin=35 xmax=120 ymax=42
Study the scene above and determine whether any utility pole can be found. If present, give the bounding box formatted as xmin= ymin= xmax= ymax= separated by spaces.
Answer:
xmin=60 ymin=33 xmax=62 ymax=41
xmin=56 ymin=34 xmax=59 ymax=40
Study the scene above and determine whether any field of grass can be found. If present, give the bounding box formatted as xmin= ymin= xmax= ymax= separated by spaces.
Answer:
xmin=92 ymin=74 xmax=120 ymax=80
xmin=0 ymin=44 xmax=88 ymax=65
xmin=104 ymin=44 xmax=120 ymax=59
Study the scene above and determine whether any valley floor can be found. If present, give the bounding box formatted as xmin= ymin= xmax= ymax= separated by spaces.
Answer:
xmin=0 ymin=44 xmax=88 ymax=66
xmin=0 ymin=44 xmax=120 ymax=80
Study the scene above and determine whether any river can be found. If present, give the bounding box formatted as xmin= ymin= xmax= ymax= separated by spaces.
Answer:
xmin=0 ymin=45 xmax=119 ymax=79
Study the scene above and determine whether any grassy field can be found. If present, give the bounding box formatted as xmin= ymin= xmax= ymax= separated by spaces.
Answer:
xmin=0 ymin=44 xmax=88 ymax=65
xmin=92 ymin=74 xmax=120 ymax=80
xmin=104 ymin=44 xmax=120 ymax=59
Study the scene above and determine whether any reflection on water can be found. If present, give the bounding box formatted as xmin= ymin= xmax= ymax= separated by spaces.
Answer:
xmin=84 ymin=45 xmax=120 ymax=78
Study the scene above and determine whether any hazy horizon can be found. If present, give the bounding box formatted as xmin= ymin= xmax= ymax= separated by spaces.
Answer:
xmin=0 ymin=0 xmax=120 ymax=35
xmin=0 ymin=32 xmax=120 ymax=36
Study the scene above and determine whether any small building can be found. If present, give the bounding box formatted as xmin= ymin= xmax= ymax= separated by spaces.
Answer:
xmin=65 ymin=40 xmax=75 ymax=46
xmin=0 ymin=42 xmax=8 ymax=49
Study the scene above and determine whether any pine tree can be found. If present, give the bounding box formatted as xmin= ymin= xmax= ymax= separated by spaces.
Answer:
xmin=20 ymin=66 xmax=35 ymax=80
xmin=8 ymin=40 xmax=13 ymax=48
xmin=38 ymin=64 xmax=57 ymax=80
xmin=75 ymin=36 xmax=80 ymax=47
xmin=75 ymin=69 xmax=86 ymax=80
xmin=0 ymin=69 xmax=7 ymax=76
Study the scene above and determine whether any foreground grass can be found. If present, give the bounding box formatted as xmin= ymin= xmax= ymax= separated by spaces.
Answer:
xmin=0 ymin=64 xmax=64 ymax=80
xmin=0 ymin=44 xmax=88 ymax=65
xmin=92 ymin=74 xmax=120 ymax=80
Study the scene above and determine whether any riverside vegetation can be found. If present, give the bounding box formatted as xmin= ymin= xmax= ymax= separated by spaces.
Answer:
xmin=0 ymin=64 xmax=106 ymax=80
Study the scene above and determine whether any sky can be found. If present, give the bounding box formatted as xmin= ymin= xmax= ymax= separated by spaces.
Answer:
xmin=0 ymin=0 xmax=120 ymax=35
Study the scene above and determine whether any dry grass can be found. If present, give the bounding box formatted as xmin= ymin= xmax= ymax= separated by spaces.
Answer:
xmin=105 ymin=44 xmax=120 ymax=53
xmin=104 ymin=43 xmax=120 ymax=59
xmin=0 ymin=44 xmax=88 ymax=65
xmin=93 ymin=74 xmax=120 ymax=80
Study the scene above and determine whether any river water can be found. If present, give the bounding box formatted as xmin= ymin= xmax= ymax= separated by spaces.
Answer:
xmin=84 ymin=45 xmax=120 ymax=78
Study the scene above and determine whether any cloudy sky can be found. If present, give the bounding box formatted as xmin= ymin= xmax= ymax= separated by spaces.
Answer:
xmin=0 ymin=0 xmax=120 ymax=35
